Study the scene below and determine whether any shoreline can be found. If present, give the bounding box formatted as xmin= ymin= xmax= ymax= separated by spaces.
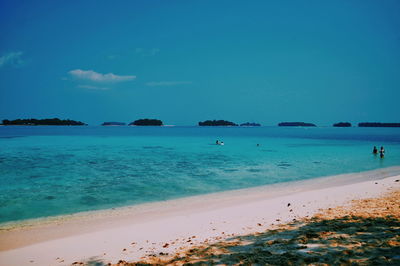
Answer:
xmin=1 ymin=166 xmax=400 ymax=232
xmin=0 ymin=166 xmax=399 ymax=265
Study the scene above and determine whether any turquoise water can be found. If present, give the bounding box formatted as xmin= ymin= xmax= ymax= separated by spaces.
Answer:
xmin=0 ymin=126 xmax=400 ymax=224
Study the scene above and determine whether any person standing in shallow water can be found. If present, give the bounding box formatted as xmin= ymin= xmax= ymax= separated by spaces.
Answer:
xmin=380 ymin=146 xmax=385 ymax=158
xmin=373 ymin=146 xmax=378 ymax=155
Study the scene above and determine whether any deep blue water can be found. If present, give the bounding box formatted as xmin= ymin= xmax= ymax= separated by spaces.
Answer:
xmin=0 ymin=126 xmax=399 ymax=224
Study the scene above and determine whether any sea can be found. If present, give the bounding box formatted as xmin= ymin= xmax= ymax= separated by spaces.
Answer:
xmin=0 ymin=126 xmax=399 ymax=224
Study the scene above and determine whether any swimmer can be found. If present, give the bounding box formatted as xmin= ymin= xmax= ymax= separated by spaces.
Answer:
xmin=372 ymin=146 xmax=378 ymax=155
xmin=380 ymin=146 xmax=385 ymax=158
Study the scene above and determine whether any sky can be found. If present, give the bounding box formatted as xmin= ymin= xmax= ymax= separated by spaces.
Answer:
xmin=0 ymin=0 xmax=399 ymax=126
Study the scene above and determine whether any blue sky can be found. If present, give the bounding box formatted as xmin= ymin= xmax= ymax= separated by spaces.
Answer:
xmin=0 ymin=0 xmax=399 ymax=126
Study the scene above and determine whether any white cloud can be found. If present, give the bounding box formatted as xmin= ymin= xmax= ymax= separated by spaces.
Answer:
xmin=77 ymin=84 xmax=110 ymax=90
xmin=146 ymin=81 xmax=192 ymax=87
xmin=0 ymin=51 xmax=25 ymax=68
xmin=69 ymin=69 xmax=136 ymax=82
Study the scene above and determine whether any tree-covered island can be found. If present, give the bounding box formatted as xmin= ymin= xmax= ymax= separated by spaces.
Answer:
xmin=198 ymin=120 xmax=238 ymax=126
xmin=358 ymin=122 xmax=400 ymax=127
xmin=102 ymin=122 xmax=126 ymax=126
xmin=240 ymin=122 xmax=261 ymax=126
xmin=129 ymin=119 xmax=163 ymax=126
xmin=333 ymin=122 xmax=352 ymax=127
xmin=1 ymin=118 xmax=87 ymax=126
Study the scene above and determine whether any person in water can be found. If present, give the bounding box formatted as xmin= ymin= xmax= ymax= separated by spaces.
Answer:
xmin=373 ymin=146 xmax=378 ymax=154
xmin=380 ymin=146 xmax=385 ymax=158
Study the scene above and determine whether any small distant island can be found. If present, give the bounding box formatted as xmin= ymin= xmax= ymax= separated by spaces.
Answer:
xmin=129 ymin=119 xmax=163 ymax=126
xmin=1 ymin=118 xmax=86 ymax=126
xmin=102 ymin=122 xmax=126 ymax=126
xmin=358 ymin=122 xmax=400 ymax=127
xmin=278 ymin=122 xmax=316 ymax=127
xmin=240 ymin=122 xmax=261 ymax=127
xmin=198 ymin=120 xmax=238 ymax=126
xmin=333 ymin=122 xmax=352 ymax=127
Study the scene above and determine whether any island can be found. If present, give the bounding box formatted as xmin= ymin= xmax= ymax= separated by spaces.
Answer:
xmin=129 ymin=119 xmax=163 ymax=126
xmin=358 ymin=122 xmax=400 ymax=127
xmin=102 ymin=122 xmax=126 ymax=126
xmin=333 ymin=122 xmax=352 ymax=127
xmin=1 ymin=118 xmax=87 ymax=126
xmin=240 ymin=122 xmax=261 ymax=127
xmin=198 ymin=120 xmax=238 ymax=126
xmin=278 ymin=122 xmax=316 ymax=127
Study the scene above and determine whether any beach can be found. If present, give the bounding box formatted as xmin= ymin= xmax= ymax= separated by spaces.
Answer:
xmin=2 ymin=0 xmax=400 ymax=264
xmin=0 ymin=167 xmax=399 ymax=265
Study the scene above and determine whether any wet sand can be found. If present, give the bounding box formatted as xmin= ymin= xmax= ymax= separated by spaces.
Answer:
xmin=0 ymin=167 xmax=399 ymax=265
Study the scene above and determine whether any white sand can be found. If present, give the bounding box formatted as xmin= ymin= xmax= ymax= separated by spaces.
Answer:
xmin=0 ymin=167 xmax=399 ymax=266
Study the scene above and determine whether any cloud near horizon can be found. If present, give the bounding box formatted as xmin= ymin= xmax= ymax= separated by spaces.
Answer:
xmin=146 ymin=81 xmax=192 ymax=87
xmin=69 ymin=69 xmax=136 ymax=82
xmin=77 ymin=84 xmax=110 ymax=90
xmin=0 ymin=51 xmax=25 ymax=68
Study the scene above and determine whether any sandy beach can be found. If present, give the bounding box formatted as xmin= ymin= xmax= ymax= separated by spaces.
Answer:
xmin=0 ymin=167 xmax=399 ymax=265
xmin=2 ymin=0 xmax=400 ymax=264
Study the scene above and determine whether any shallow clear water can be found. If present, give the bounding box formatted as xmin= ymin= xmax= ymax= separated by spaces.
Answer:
xmin=0 ymin=126 xmax=399 ymax=223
